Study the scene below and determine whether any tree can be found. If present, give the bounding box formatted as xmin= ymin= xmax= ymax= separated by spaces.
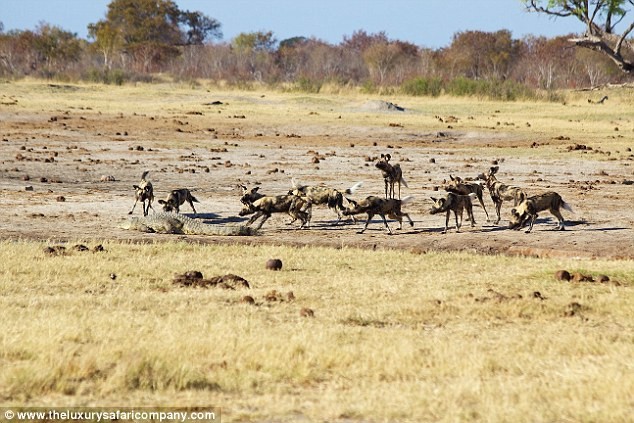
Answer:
xmin=341 ymin=30 xmax=389 ymax=53
xmin=33 ymin=23 xmax=82 ymax=74
xmin=232 ymin=31 xmax=277 ymax=52
xmin=89 ymin=0 xmax=222 ymax=71
xmin=179 ymin=10 xmax=222 ymax=45
xmin=87 ymin=20 xmax=121 ymax=69
xmin=525 ymin=0 xmax=634 ymax=74
xmin=231 ymin=31 xmax=278 ymax=82
xmin=443 ymin=30 xmax=519 ymax=80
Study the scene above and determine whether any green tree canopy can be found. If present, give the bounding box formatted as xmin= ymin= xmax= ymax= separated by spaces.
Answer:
xmin=232 ymin=31 xmax=277 ymax=53
xmin=88 ymin=0 xmax=222 ymax=70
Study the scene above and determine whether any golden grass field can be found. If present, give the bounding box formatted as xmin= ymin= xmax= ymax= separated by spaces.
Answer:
xmin=1 ymin=79 xmax=634 ymax=421
xmin=1 ymin=241 xmax=633 ymax=422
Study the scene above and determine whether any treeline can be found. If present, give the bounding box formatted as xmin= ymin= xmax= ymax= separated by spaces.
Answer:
xmin=0 ymin=1 xmax=631 ymax=99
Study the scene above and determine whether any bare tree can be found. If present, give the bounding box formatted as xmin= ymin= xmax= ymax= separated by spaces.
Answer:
xmin=526 ymin=0 xmax=634 ymax=74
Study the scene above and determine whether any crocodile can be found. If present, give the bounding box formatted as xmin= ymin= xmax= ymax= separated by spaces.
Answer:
xmin=119 ymin=212 xmax=256 ymax=236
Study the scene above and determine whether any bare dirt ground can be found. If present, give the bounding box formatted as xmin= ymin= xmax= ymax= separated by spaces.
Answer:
xmin=1 ymin=84 xmax=633 ymax=259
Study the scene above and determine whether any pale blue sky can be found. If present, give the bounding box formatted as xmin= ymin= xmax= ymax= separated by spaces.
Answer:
xmin=1 ymin=0 xmax=584 ymax=48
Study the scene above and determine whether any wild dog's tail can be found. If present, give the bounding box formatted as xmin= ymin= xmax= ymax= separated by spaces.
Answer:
xmin=467 ymin=192 xmax=480 ymax=206
xmin=400 ymin=195 xmax=414 ymax=205
xmin=141 ymin=170 xmax=150 ymax=180
xmin=291 ymin=177 xmax=301 ymax=189
xmin=562 ymin=200 xmax=574 ymax=214
xmin=191 ymin=195 xmax=200 ymax=203
xmin=401 ymin=176 xmax=409 ymax=188
xmin=344 ymin=196 xmax=358 ymax=207
xmin=345 ymin=181 xmax=364 ymax=195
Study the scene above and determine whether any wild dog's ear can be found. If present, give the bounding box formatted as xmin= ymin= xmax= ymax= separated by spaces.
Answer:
xmin=490 ymin=166 xmax=499 ymax=175
xmin=450 ymin=174 xmax=456 ymax=181
xmin=385 ymin=153 xmax=391 ymax=161
xmin=158 ymin=200 xmax=166 ymax=205
xmin=238 ymin=184 xmax=247 ymax=193
xmin=133 ymin=185 xmax=140 ymax=190
xmin=430 ymin=197 xmax=437 ymax=203
xmin=251 ymin=187 xmax=260 ymax=194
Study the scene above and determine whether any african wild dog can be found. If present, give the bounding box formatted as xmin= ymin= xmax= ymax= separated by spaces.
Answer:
xmin=129 ymin=170 xmax=154 ymax=216
xmin=375 ymin=154 xmax=408 ymax=199
xmin=482 ymin=166 xmax=526 ymax=225
xmin=239 ymin=194 xmax=312 ymax=230
xmin=288 ymin=179 xmax=363 ymax=223
xmin=342 ymin=195 xmax=414 ymax=234
xmin=158 ymin=189 xmax=199 ymax=215
xmin=444 ymin=174 xmax=490 ymax=222
xmin=429 ymin=192 xmax=477 ymax=234
xmin=509 ymin=191 xmax=573 ymax=233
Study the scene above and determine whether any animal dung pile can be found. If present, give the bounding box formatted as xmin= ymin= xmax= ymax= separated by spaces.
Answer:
xmin=554 ymin=270 xmax=616 ymax=284
xmin=240 ymin=295 xmax=256 ymax=305
xmin=172 ymin=271 xmax=250 ymax=289
xmin=554 ymin=270 xmax=571 ymax=281
xmin=299 ymin=307 xmax=315 ymax=318
xmin=263 ymin=289 xmax=295 ymax=302
xmin=43 ymin=243 xmax=107 ymax=256
xmin=265 ymin=258 xmax=283 ymax=271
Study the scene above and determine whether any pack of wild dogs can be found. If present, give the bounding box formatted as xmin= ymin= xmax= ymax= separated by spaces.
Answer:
xmin=129 ymin=153 xmax=573 ymax=234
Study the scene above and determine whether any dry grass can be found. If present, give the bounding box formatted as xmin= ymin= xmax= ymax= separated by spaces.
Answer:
xmin=2 ymin=79 xmax=634 ymax=421
xmin=1 ymin=240 xmax=633 ymax=422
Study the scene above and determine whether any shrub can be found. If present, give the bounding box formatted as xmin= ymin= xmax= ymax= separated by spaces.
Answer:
xmin=401 ymin=77 xmax=442 ymax=97
xmin=294 ymin=77 xmax=321 ymax=93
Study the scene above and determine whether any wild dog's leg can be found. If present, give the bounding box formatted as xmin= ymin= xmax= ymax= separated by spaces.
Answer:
xmin=443 ymin=210 xmax=451 ymax=234
xmin=550 ymin=208 xmax=566 ymax=230
xmin=478 ymin=192 xmax=490 ymax=222
xmin=525 ymin=213 xmax=538 ymax=233
xmin=358 ymin=212 xmax=375 ymax=234
xmin=298 ymin=210 xmax=312 ymax=229
xmin=384 ymin=179 xmax=389 ymax=199
xmin=254 ymin=212 xmax=271 ymax=230
xmin=142 ymin=200 xmax=149 ymax=217
xmin=379 ymin=212 xmax=393 ymax=234
xmin=188 ymin=200 xmax=197 ymax=215
xmin=402 ymin=212 xmax=414 ymax=227
xmin=455 ymin=209 xmax=462 ymax=232
xmin=129 ymin=198 xmax=140 ymax=215
xmin=245 ymin=211 xmax=263 ymax=227
xmin=145 ymin=199 xmax=154 ymax=216
xmin=467 ymin=202 xmax=476 ymax=227
xmin=494 ymin=199 xmax=502 ymax=225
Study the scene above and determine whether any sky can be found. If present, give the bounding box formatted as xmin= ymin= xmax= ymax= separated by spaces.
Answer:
xmin=1 ymin=0 xmax=585 ymax=49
